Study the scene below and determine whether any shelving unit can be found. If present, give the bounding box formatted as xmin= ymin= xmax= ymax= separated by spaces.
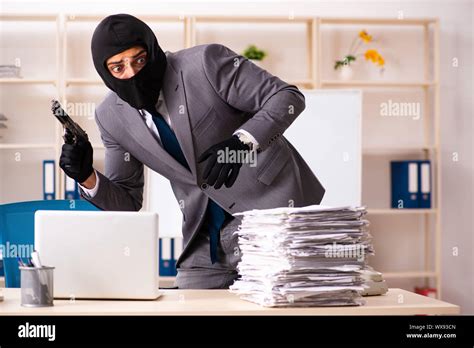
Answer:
xmin=0 ymin=14 xmax=441 ymax=297
xmin=187 ymin=16 xmax=441 ymax=295
xmin=0 ymin=14 xmax=61 ymax=201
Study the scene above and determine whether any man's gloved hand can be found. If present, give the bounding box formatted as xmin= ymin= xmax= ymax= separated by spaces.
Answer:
xmin=198 ymin=135 xmax=251 ymax=189
xmin=59 ymin=133 xmax=94 ymax=184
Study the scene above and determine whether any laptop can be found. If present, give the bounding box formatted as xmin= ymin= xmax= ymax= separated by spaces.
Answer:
xmin=34 ymin=210 xmax=161 ymax=300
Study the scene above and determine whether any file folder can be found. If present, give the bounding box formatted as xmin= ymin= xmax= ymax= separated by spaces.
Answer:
xmin=64 ymin=175 xmax=80 ymax=200
xmin=173 ymin=237 xmax=183 ymax=263
xmin=42 ymin=160 xmax=55 ymax=200
xmin=0 ymin=249 xmax=4 ymax=277
xmin=391 ymin=161 xmax=419 ymax=209
xmin=418 ymin=161 xmax=432 ymax=208
xmin=159 ymin=238 xmax=176 ymax=276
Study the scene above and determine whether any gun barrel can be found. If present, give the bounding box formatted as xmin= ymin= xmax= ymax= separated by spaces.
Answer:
xmin=51 ymin=99 xmax=88 ymax=143
xmin=51 ymin=99 xmax=70 ymax=124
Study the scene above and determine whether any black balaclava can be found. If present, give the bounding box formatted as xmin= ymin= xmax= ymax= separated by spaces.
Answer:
xmin=91 ymin=14 xmax=167 ymax=110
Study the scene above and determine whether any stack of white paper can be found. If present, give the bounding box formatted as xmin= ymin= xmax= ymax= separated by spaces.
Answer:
xmin=229 ymin=205 xmax=374 ymax=307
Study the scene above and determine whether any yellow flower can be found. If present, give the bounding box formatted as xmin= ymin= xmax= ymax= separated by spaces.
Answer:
xmin=359 ymin=30 xmax=372 ymax=43
xmin=364 ymin=49 xmax=378 ymax=62
xmin=364 ymin=49 xmax=385 ymax=67
xmin=377 ymin=55 xmax=385 ymax=67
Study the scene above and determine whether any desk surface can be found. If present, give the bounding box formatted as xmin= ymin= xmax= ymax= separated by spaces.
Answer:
xmin=0 ymin=288 xmax=459 ymax=315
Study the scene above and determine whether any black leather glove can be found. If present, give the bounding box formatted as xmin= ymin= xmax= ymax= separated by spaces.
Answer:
xmin=59 ymin=133 xmax=94 ymax=184
xmin=198 ymin=135 xmax=251 ymax=189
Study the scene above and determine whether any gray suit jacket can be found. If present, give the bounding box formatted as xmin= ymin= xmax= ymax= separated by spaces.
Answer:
xmin=79 ymin=44 xmax=325 ymax=267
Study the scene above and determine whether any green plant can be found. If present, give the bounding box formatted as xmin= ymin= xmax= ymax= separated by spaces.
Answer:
xmin=243 ymin=45 xmax=266 ymax=61
xmin=334 ymin=55 xmax=356 ymax=70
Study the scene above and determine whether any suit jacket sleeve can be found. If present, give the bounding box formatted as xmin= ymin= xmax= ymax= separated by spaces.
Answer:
xmin=78 ymin=110 xmax=144 ymax=211
xmin=201 ymin=43 xmax=306 ymax=152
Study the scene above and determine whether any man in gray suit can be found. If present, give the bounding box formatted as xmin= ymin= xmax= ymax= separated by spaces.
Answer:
xmin=59 ymin=14 xmax=325 ymax=289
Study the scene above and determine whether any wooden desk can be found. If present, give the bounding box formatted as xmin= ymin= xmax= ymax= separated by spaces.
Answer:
xmin=0 ymin=276 xmax=174 ymax=289
xmin=0 ymin=288 xmax=459 ymax=315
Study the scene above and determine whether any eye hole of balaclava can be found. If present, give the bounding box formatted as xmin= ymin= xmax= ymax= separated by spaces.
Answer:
xmin=105 ymin=45 xmax=149 ymax=80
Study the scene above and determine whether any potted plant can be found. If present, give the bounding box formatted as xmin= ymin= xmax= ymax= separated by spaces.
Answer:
xmin=334 ymin=30 xmax=385 ymax=80
xmin=243 ymin=44 xmax=267 ymax=67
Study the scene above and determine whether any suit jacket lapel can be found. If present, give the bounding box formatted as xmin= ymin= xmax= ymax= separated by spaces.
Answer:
xmin=115 ymin=93 xmax=192 ymax=181
xmin=162 ymin=62 xmax=198 ymax=181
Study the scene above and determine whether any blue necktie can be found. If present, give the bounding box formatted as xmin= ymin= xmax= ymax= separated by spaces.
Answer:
xmin=147 ymin=107 xmax=228 ymax=264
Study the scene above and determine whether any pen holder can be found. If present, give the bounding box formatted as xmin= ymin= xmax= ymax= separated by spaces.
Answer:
xmin=19 ymin=266 xmax=55 ymax=307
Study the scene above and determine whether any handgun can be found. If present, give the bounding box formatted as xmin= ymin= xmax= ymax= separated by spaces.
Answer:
xmin=51 ymin=99 xmax=89 ymax=145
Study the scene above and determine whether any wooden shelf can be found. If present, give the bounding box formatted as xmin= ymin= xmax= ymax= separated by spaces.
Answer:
xmin=66 ymin=78 xmax=103 ymax=86
xmin=0 ymin=78 xmax=56 ymax=85
xmin=287 ymin=79 xmax=314 ymax=87
xmin=363 ymin=146 xmax=437 ymax=155
xmin=368 ymin=209 xmax=437 ymax=215
xmin=320 ymin=80 xmax=435 ymax=88
xmin=383 ymin=271 xmax=437 ymax=279
xmin=65 ymin=14 xmax=186 ymax=22
xmin=0 ymin=14 xmax=57 ymax=21
xmin=320 ymin=17 xmax=437 ymax=26
xmin=0 ymin=143 xmax=56 ymax=150
xmin=194 ymin=15 xmax=313 ymax=23
xmin=0 ymin=143 xmax=103 ymax=150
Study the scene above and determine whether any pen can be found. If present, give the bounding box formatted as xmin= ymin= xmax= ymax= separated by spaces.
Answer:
xmin=17 ymin=257 xmax=26 ymax=267
xmin=26 ymin=258 xmax=34 ymax=267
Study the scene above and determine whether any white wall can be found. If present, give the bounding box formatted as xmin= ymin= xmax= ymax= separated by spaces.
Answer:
xmin=2 ymin=0 xmax=472 ymax=313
